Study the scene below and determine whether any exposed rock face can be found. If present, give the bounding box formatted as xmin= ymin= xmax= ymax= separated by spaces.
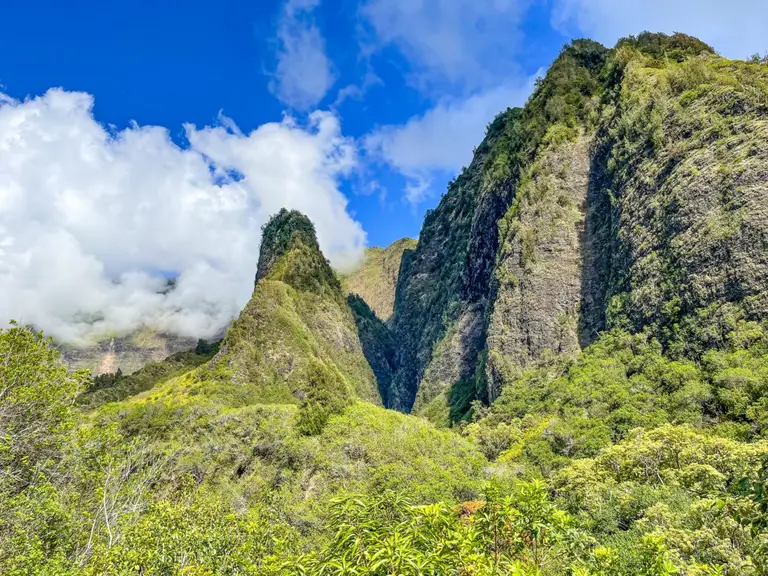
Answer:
xmin=342 ymin=238 xmax=417 ymax=323
xmin=387 ymin=110 xmax=519 ymax=413
xmin=411 ymin=303 xmax=487 ymax=425
xmin=210 ymin=209 xmax=381 ymax=407
xmin=389 ymin=41 xmax=609 ymax=417
xmin=485 ymin=134 xmax=592 ymax=400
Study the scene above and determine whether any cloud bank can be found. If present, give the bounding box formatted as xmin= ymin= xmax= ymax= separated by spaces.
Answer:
xmin=0 ymin=89 xmax=365 ymax=343
xmin=365 ymin=77 xmax=538 ymax=203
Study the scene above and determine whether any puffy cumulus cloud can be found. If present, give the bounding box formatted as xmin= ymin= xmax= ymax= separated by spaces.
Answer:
xmin=269 ymin=0 xmax=336 ymax=109
xmin=0 ymin=88 xmax=365 ymax=343
xmin=359 ymin=0 xmax=532 ymax=91
xmin=552 ymin=0 xmax=768 ymax=58
xmin=364 ymin=76 xmax=539 ymax=203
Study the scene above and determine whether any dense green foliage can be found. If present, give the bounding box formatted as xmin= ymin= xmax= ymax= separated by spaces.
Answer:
xmin=6 ymin=321 xmax=768 ymax=573
xmin=470 ymin=322 xmax=768 ymax=468
xmin=1 ymin=322 xmax=489 ymax=574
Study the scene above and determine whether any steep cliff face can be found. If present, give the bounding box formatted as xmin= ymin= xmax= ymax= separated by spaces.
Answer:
xmin=387 ymin=111 xmax=516 ymax=413
xmin=390 ymin=40 xmax=609 ymax=418
xmin=389 ymin=33 xmax=768 ymax=418
xmin=481 ymin=33 xmax=768 ymax=400
xmin=341 ymin=238 xmax=417 ymax=323
xmin=208 ymin=209 xmax=380 ymax=412
xmin=347 ymin=294 xmax=397 ymax=406
xmin=585 ymin=41 xmax=768 ymax=357
xmin=485 ymin=134 xmax=592 ymax=400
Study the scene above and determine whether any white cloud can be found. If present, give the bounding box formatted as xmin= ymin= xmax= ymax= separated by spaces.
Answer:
xmin=364 ymin=76 xmax=538 ymax=202
xmin=357 ymin=0 xmax=539 ymax=203
xmin=332 ymin=67 xmax=383 ymax=108
xmin=360 ymin=0 xmax=531 ymax=90
xmin=552 ymin=0 xmax=768 ymax=58
xmin=269 ymin=0 xmax=336 ymax=109
xmin=0 ymin=88 xmax=365 ymax=344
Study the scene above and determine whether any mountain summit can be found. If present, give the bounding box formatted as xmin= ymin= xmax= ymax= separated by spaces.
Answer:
xmin=206 ymin=209 xmax=380 ymax=428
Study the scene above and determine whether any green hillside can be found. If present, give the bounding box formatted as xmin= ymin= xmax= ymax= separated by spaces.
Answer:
xmin=341 ymin=238 xmax=417 ymax=323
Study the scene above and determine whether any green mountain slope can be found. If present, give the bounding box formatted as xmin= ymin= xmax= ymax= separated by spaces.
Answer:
xmin=204 ymin=209 xmax=381 ymax=420
xmin=391 ymin=39 xmax=611 ymax=417
xmin=341 ymin=238 xmax=416 ymax=323
xmin=488 ymin=33 xmax=768 ymax=399
xmin=390 ymin=33 xmax=768 ymax=421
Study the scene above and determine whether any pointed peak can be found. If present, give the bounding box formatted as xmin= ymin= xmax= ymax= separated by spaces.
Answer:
xmin=255 ymin=209 xmax=341 ymax=295
xmin=256 ymin=209 xmax=320 ymax=282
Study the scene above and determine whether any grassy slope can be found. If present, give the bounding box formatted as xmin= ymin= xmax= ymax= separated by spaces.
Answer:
xmin=341 ymin=238 xmax=417 ymax=323
xmin=86 ymin=365 xmax=486 ymax=544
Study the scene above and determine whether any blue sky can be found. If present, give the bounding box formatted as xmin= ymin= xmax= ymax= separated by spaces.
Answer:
xmin=1 ymin=0 xmax=766 ymax=341
xmin=0 ymin=0 xmax=556 ymax=246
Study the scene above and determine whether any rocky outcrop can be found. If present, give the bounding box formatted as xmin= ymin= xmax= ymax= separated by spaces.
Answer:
xmin=486 ymin=134 xmax=592 ymax=400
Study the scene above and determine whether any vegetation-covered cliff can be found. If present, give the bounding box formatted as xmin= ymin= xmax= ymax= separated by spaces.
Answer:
xmin=390 ymin=39 xmax=611 ymax=416
xmin=390 ymin=32 xmax=768 ymax=421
